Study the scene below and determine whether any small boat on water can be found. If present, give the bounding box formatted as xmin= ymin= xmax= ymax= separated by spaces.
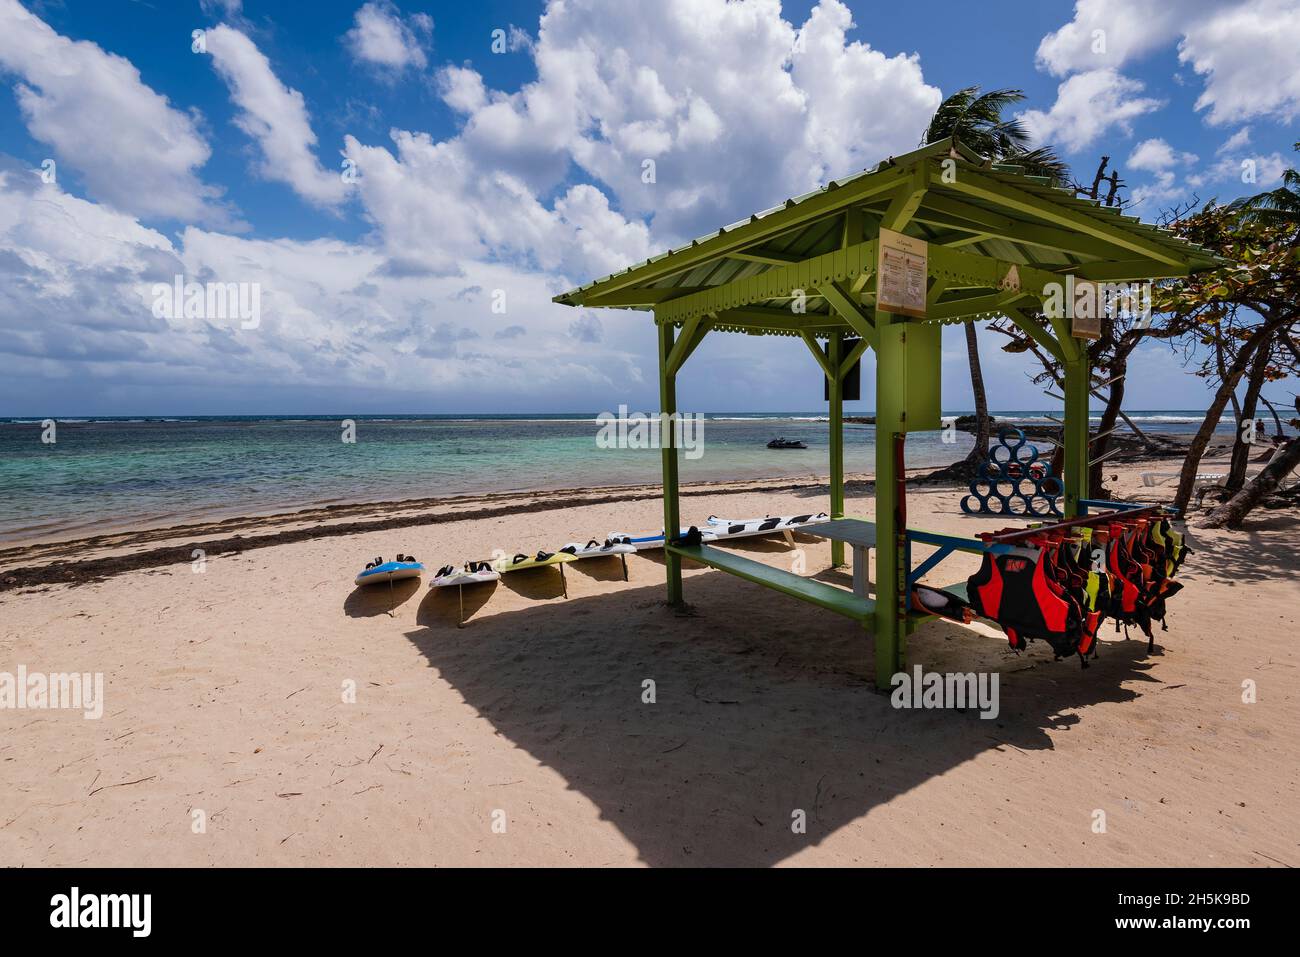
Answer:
xmin=766 ymin=437 xmax=807 ymax=449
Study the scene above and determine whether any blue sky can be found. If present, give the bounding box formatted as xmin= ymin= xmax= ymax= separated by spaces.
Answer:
xmin=0 ymin=0 xmax=1296 ymax=415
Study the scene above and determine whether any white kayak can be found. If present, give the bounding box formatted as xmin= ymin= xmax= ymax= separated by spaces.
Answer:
xmin=560 ymin=538 xmax=637 ymax=559
xmin=705 ymin=512 xmax=830 ymax=540
xmin=606 ymin=528 xmax=717 ymax=552
xmin=430 ymin=561 xmax=500 ymax=588
xmin=355 ymin=557 xmax=425 ymax=587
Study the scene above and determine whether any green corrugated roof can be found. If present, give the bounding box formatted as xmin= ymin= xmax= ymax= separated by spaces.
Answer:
xmin=554 ymin=137 xmax=1223 ymax=326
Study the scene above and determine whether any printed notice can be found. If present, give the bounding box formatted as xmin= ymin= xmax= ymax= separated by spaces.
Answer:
xmin=877 ymin=228 xmax=927 ymax=318
xmin=1071 ymin=279 xmax=1102 ymax=339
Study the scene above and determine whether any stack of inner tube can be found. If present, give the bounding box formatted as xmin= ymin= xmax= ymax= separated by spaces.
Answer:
xmin=960 ymin=428 xmax=1064 ymax=517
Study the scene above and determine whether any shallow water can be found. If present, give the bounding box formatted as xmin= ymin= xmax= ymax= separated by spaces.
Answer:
xmin=0 ymin=411 xmax=1240 ymax=542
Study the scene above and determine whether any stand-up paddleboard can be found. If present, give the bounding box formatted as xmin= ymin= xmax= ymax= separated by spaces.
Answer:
xmin=355 ymin=555 xmax=424 ymax=587
xmin=493 ymin=551 xmax=578 ymax=573
xmin=430 ymin=561 xmax=500 ymax=588
xmin=705 ymin=512 xmax=830 ymax=540
xmin=560 ymin=538 xmax=636 ymax=581
xmin=492 ymin=550 xmax=578 ymax=598
xmin=560 ymin=538 xmax=637 ymax=559
xmin=430 ymin=561 xmax=499 ymax=627
xmin=606 ymin=528 xmax=715 ymax=552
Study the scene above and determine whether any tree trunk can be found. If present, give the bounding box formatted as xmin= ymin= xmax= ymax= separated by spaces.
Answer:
xmin=1173 ymin=316 xmax=1285 ymax=514
xmin=1089 ymin=350 xmax=1130 ymax=495
xmin=1202 ymin=433 xmax=1300 ymax=528
xmin=962 ymin=321 xmax=991 ymax=465
xmin=1226 ymin=342 xmax=1271 ymax=491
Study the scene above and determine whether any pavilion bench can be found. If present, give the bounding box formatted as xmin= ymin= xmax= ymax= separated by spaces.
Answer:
xmin=667 ymin=542 xmax=876 ymax=624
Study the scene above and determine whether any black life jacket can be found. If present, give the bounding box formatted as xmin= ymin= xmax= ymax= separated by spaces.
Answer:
xmin=966 ymin=549 xmax=1083 ymax=660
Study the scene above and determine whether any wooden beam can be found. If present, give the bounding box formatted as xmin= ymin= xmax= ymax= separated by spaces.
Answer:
xmin=839 ymin=337 xmax=869 ymax=380
xmin=909 ymin=193 xmax=1139 ymax=260
xmin=730 ymin=248 xmax=803 ymax=266
xmin=880 ymin=161 xmax=929 ymax=232
xmin=1066 ymin=260 xmax=1191 ymax=281
xmin=944 ymin=170 xmax=1186 ymax=266
xmin=1008 ymin=306 xmax=1067 ymax=365
xmin=927 ymin=290 xmax=1031 ymax=322
xmin=819 ymin=280 xmax=877 ymax=346
xmin=802 ymin=332 xmax=835 ymax=378
xmin=578 ymin=286 xmax=712 ymax=308
xmin=655 ymin=239 xmax=878 ymax=325
xmin=665 ymin=314 xmax=704 ymax=375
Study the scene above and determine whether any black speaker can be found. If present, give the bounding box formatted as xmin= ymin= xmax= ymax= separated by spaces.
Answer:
xmin=823 ymin=338 xmax=861 ymax=401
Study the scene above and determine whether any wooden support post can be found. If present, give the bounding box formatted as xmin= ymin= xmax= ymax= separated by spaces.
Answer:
xmin=1063 ymin=350 xmax=1091 ymax=517
xmin=872 ymin=307 xmax=904 ymax=689
xmin=828 ymin=332 xmax=846 ymax=567
xmin=658 ymin=317 xmax=683 ymax=605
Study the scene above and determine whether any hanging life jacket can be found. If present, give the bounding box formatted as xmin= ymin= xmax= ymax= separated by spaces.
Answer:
xmin=966 ymin=549 xmax=1084 ymax=661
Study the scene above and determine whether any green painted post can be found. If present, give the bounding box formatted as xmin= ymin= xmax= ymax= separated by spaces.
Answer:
xmin=872 ymin=308 xmax=902 ymax=690
xmin=658 ymin=317 xmax=683 ymax=605
xmin=1063 ymin=352 xmax=1090 ymax=518
xmin=828 ymin=332 xmax=845 ymax=567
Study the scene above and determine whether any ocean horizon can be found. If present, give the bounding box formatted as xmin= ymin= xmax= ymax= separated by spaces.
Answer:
xmin=0 ymin=410 xmax=1260 ymax=544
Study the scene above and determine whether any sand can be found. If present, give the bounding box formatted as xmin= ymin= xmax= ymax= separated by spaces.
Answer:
xmin=1 ymin=459 xmax=1296 ymax=867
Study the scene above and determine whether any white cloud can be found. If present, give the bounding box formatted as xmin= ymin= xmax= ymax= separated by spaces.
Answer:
xmin=1038 ymin=1 xmax=1300 ymax=129
xmin=1178 ymin=0 xmax=1300 ymax=126
xmin=1036 ymin=0 xmax=1217 ymax=76
xmin=438 ymin=65 xmax=488 ymax=113
xmin=344 ymin=1 xmax=432 ymax=72
xmin=1186 ymin=151 xmax=1288 ymax=192
xmin=0 ymin=0 xmax=231 ymax=225
xmin=205 ymin=25 xmax=348 ymax=208
xmin=1217 ymin=127 xmax=1252 ymax=154
xmin=1019 ymin=69 xmax=1163 ymax=153
xmin=1127 ymin=138 xmax=1196 ymax=173
xmin=0 ymin=157 xmax=643 ymax=407
xmin=430 ymin=0 xmax=940 ymax=244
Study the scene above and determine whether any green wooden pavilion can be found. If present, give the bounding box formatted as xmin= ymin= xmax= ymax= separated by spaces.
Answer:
xmin=555 ymin=138 xmax=1220 ymax=689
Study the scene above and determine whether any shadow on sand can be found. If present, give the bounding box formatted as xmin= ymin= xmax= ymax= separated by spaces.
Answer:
xmin=344 ymin=578 xmax=422 ymax=617
xmin=401 ymin=560 xmax=1162 ymax=866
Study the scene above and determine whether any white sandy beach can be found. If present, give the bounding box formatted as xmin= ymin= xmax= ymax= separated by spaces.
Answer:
xmin=1 ymin=459 xmax=1297 ymax=867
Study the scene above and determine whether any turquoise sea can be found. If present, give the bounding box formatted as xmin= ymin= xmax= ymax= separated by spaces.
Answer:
xmin=0 ymin=411 xmax=1248 ymax=544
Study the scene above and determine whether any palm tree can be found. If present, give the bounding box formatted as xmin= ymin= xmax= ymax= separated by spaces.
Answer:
xmin=920 ymin=87 xmax=1070 ymax=473
xmin=1230 ymin=141 xmax=1300 ymax=232
xmin=921 ymin=87 xmax=1070 ymax=184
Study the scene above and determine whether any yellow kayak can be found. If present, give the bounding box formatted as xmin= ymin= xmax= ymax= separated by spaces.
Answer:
xmin=492 ymin=551 xmax=579 ymax=574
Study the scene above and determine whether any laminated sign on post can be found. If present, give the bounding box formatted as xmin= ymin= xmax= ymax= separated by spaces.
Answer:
xmin=877 ymin=228 xmax=928 ymax=318
xmin=1071 ymin=277 xmax=1102 ymax=340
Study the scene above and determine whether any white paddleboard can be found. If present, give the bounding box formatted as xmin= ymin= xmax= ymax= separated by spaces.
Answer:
xmin=607 ymin=528 xmax=716 ymax=551
xmin=430 ymin=562 xmax=500 ymax=588
xmin=705 ymin=512 xmax=830 ymax=540
xmin=560 ymin=538 xmax=637 ymax=559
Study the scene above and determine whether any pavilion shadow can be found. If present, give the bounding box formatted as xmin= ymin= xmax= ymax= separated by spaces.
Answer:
xmin=402 ymin=565 xmax=1153 ymax=866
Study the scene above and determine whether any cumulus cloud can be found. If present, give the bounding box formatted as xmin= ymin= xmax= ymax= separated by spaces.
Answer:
xmin=1037 ymin=1 xmax=1300 ymax=129
xmin=0 ymin=157 xmax=642 ymax=411
xmin=1178 ymin=0 xmax=1300 ymax=125
xmin=344 ymin=1 xmax=432 ymax=72
xmin=1127 ymin=138 xmax=1196 ymax=173
xmin=0 ymin=0 xmax=232 ymax=226
xmin=1019 ymin=69 xmax=1163 ymax=153
xmin=205 ymin=25 xmax=348 ymax=208
xmin=432 ymin=0 xmax=940 ymax=243
xmin=0 ymin=0 xmax=958 ymax=412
